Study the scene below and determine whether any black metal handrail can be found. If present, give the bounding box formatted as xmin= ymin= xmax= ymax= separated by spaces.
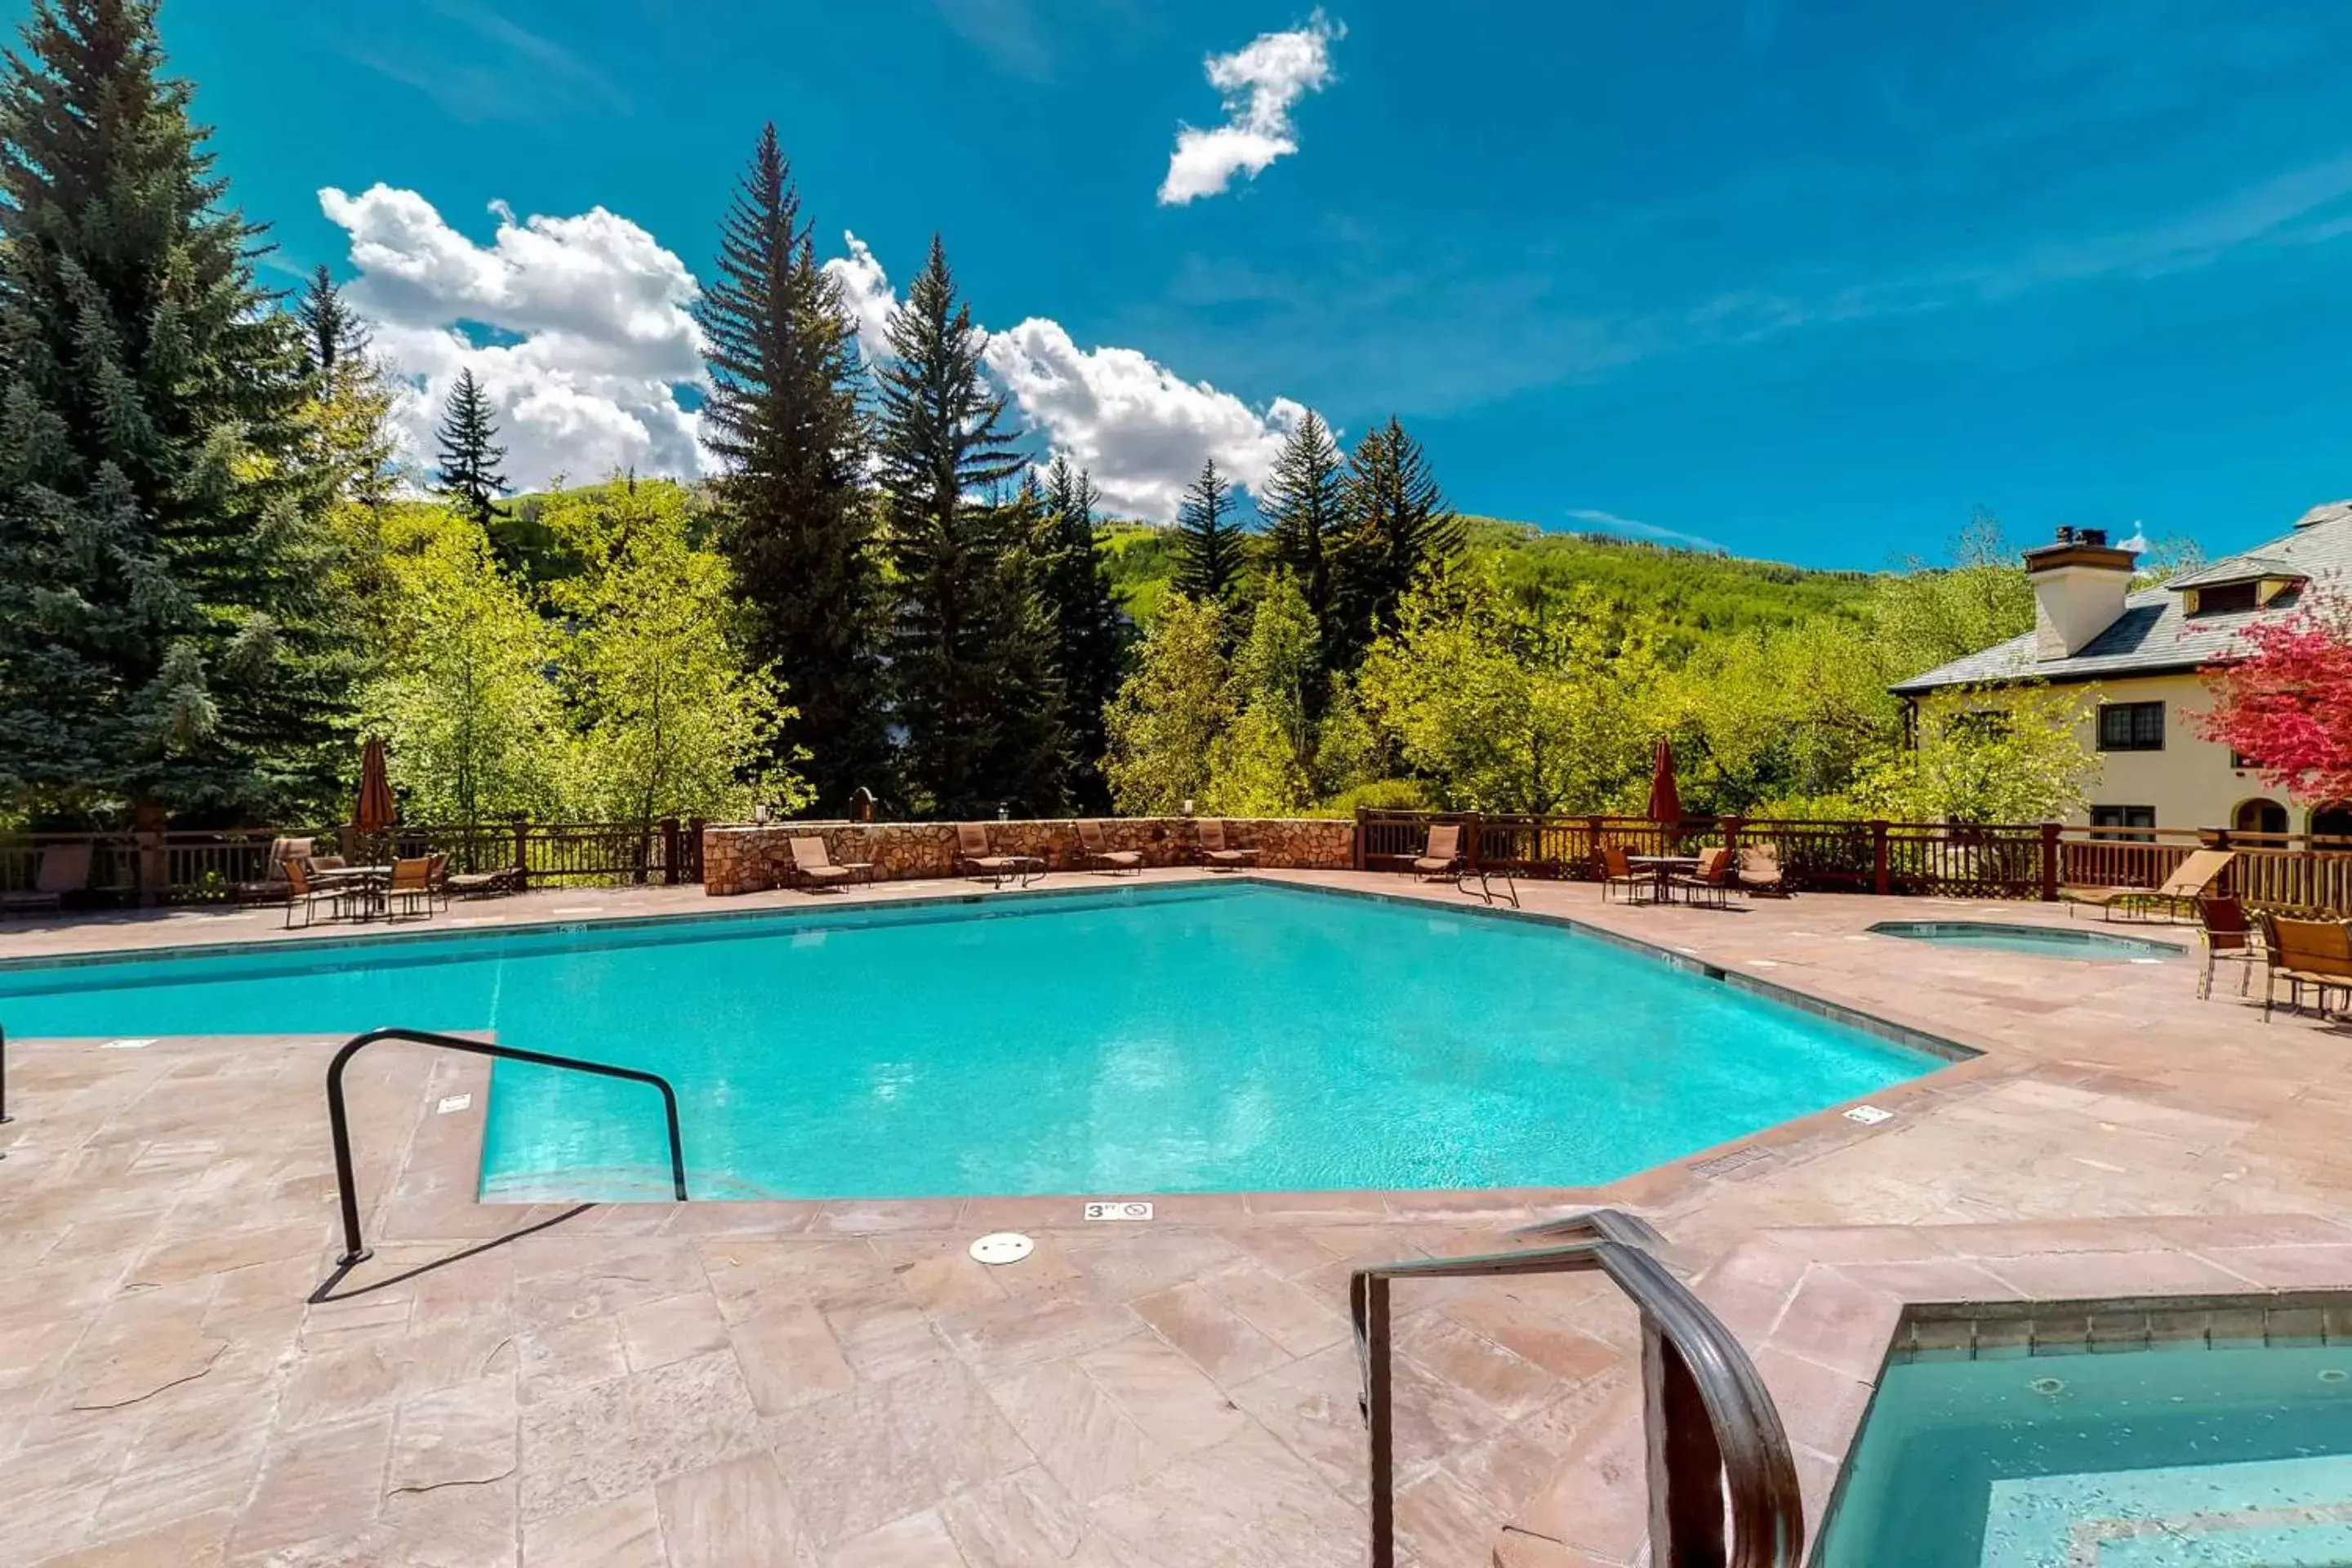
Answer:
xmin=1 ymin=1022 xmax=12 ymax=1160
xmin=1349 ymin=1209 xmax=1802 ymax=1568
xmin=325 ymin=1026 xmax=688 ymax=1272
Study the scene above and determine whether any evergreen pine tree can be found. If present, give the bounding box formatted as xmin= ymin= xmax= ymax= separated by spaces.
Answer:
xmin=434 ymin=368 xmax=508 ymax=528
xmin=1036 ymin=453 xmax=1125 ymax=808
xmin=874 ymin=237 xmax=1067 ymax=816
xmin=1330 ymin=416 xmax=1460 ymax=670
xmin=696 ymin=123 xmax=889 ymax=808
xmin=1172 ymin=457 xmax=1245 ymax=608
xmin=296 ymin=263 xmax=368 ymax=377
xmin=0 ymin=0 xmax=356 ymax=819
xmin=1259 ymin=410 xmax=1344 ymax=675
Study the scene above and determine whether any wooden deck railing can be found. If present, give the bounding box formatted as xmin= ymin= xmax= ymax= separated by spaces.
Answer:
xmin=1358 ymin=808 xmax=2352 ymax=913
xmin=0 ymin=817 xmax=709 ymax=906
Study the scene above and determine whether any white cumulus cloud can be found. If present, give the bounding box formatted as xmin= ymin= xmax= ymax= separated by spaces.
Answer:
xmin=318 ymin=183 xmax=706 ymax=490
xmin=983 ymin=318 xmax=1306 ymax=519
xmin=1158 ymin=11 xmax=1342 ymax=206
xmin=822 ymin=231 xmax=902 ymax=368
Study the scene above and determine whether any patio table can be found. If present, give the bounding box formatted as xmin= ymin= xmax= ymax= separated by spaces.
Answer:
xmin=1626 ymin=854 xmax=1699 ymax=903
xmin=310 ymin=864 xmax=392 ymax=921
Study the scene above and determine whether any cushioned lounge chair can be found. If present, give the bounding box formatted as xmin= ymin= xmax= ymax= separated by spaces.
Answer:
xmin=1737 ymin=844 xmax=1785 ymax=895
xmin=1410 ymin=823 xmax=1464 ymax=883
xmin=1 ymin=842 xmax=92 ymax=915
xmin=1196 ymin=819 xmax=1259 ymax=870
xmin=790 ymin=835 xmax=871 ymax=893
xmin=2063 ymin=849 xmax=2233 ymax=924
xmin=956 ymin=822 xmax=1039 ymax=886
xmin=1076 ymin=820 xmax=1143 ymax=875
xmin=2261 ymin=914 xmax=2352 ymax=1021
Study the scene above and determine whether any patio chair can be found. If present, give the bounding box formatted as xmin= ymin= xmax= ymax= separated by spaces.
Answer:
xmin=1 ymin=841 xmax=93 ymax=915
xmin=281 ymin=857 xmax=347 ymax=929
xmin=1669 ymin=847 xmax=1742 ymax=910
xmin=424 ymin=853 xmax=451 ymax=911
xmin=383 ymin=857 xmax=434 ymax=921
xmin=1075 ymin=819 xmax=1143 ymax=875
xmin=956 ymin=822 xmax=1037 ymax=886
xmin=233 ymin=836 xmax=314 ymax=902
xmin=1410 ymin=823 xmax=1465 ymax=883
xmin=2261 ymin=915 xmax=2352 ymax=1022
xmin=2192 ymin=896 xmax=2261 ymax=1000
xmin=789 ymin=835 xmax=871 ymax=893
xmin=1736 ymin=844 xmax=1786 ymax=896
xmin=2063 ymin=849 xmax=2234 ymax=924
xmin=1195 ymin=819 xmax=1260 ymax=871
xmin=1597 ymin=844 xmax=1652 ymax=904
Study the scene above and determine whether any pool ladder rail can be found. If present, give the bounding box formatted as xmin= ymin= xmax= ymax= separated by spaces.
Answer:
xmin=1351 ymin=1208 xmax=1803 ymax=1568
xmin=318 ymin=1025 xmax=688 ymax=1296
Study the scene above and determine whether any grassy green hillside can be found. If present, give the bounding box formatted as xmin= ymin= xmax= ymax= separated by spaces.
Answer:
xmin=1102 ymin=514 xmax=1878 ymax=644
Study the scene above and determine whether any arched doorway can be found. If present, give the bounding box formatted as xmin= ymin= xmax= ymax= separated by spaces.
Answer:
xmin=2313 ymin=802 xmax=2352 ymax=844
xmin=2234 ymin=798 xmax=2288 ymax=835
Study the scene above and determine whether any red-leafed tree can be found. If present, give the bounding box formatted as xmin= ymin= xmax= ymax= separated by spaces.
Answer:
xmin=2196 ymin=590 xmax=2352 ymax=804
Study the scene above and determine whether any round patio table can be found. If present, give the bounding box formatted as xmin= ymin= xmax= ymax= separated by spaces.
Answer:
xmin=1625 ymin=854 xmax=1699 ymax=902
xmin=309 ymin=864 xmax=392 ymax=920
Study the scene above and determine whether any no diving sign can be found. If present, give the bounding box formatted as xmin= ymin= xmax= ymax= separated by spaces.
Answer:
xmin=1084 ymin=1200 xmax=1153 ymax=1222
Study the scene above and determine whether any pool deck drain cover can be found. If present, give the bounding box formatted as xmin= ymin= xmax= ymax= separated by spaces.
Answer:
xmin=969 ymin=1232 xmax=1034 ymax=1266
xmin=1690 ymin=1146 xmax=1775 ymax=1178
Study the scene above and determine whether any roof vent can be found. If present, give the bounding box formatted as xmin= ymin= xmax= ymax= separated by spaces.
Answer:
xmin=2053 ymin=525 xmax=2076 ymax=544
xmin=2080 ymin=528 xmax=2108 ymax=547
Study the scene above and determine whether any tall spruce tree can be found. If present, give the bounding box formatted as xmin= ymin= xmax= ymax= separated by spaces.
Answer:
xmin=696 ymin=124 xmax=888 ymax=808
xmin=1330 ymin=416 xmax=1460 ymax=670
xmin=874 ymin=238 xmax=1067 ymax=816
xmin=1259 ymin=410 xmax=1344 ymax=674
xmin=1034 ymin=454 xmax=1125 ymax=808
xmin=0 ymin=0 xmax=355 ymax=820
xmin=1172 ymin=457 xmax=1245 ymax=608
xmin=296 ymin=263 xmax=368 ymax=377
xmin=434 ymin=368 xmax=507 ymax=528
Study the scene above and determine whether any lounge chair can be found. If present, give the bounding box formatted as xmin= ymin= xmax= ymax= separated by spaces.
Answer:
xmin=1736 ymin=844 xmax=1785 ymax=895
xmin=1597 ymin=844 xmax=1653 ymax=904
xmin=2260 ymin=914 xmax=2352 ymax=1021
xmin=446 ymin=864 xmax=520 ymax=899
xmin=1410 ymin=823 xmax=1465 ymax=883
xmin=1076 ymin=820 xmax=1143 ymax=875
xmin=1 ymin=841 xmax=93 ymax=915
xmin=234 ymin=836 xmax=313 ymax=902
xmin=2192 ymin=896 xmax=2261 ymax=1000
xmin=1196 ymin=819 xmax=1259 ymax=870
xmin=956 ymin=822 xmax=1039 ymax=886
xmin=383 ymin=857 xmax=434 ymax=921
xmin=1670 ymin=847 xmax=1742 ymax=909
xmin=2062 ymin=849 xmax=2233 ymax=924
xmin=790 ymin=835 xmax=871 ymax=893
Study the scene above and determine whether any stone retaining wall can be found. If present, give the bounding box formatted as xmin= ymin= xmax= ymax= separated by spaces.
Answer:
xmin=703 ymin=816 xmax=1356 ymax=896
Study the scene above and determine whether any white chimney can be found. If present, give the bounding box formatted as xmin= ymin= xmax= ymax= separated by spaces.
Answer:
xmin=2024 ymin=526 xmax=2136 ymax=660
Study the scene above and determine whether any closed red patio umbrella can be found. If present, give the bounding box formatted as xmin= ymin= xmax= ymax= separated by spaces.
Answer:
xmin=1646 ymin=737 xmax=1683 ymax=829
xmin=354 ymin=736 xmax=396 ymax=841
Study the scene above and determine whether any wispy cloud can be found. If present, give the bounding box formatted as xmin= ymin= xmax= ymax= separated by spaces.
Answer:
xmin=935 ymin=0 xmax=1053 ymax=80
xmin=1566 ymin=508 xmax=1731 ymax=554
xmin=1160 ymin=11 xmax=1343 ymax=205
xmin=349 ymin=3 xmax=632 ymax=125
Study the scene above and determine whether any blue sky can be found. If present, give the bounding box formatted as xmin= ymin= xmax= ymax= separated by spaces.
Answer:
xmin=58 ymin=0 xmax=2352 ymax=564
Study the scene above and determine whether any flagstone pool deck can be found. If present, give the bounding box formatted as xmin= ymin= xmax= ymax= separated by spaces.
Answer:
xmin=3 ymin=870 xmax=2350 ymax=1566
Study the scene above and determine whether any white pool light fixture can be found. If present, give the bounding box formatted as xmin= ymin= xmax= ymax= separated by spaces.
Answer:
xmin=969 ymin=1232 xmax=1034 ymax=1265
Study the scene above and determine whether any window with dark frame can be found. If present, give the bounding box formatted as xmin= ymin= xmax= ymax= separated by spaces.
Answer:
xmin=2192 ymin=581 xmax=2259 ymax=615
xmin=2089 ymin=804 xmax=2156 ymax=840
xmin=2096 ymin=701 xmax=2165 ymax=751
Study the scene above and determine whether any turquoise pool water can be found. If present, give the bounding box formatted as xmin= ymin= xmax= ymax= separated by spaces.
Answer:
xmin=1820 ymin=1334 xmax=2352 ymax=1566
xmin=0 ymin=882 xmax=1938 ymax=1200
xmin=1869 ymin=920 xmax=2185 ymax=961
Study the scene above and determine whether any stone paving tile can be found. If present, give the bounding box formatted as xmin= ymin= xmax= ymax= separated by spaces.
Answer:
xmin=517 ymin=1349 xmax=763 ymax=1522
xmin=657 ymin=1450 xmax=816 ymax=1567
xmin=518 ymin=1489 xmax=666 ymax=1568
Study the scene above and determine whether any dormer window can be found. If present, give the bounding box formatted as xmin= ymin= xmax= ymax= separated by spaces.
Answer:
xmin=2190 ymin=581 xmax=2259 ymax=615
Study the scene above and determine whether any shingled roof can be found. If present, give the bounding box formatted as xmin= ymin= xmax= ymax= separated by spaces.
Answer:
xmin=1890 ymin=503 xmax=2352 ymax=696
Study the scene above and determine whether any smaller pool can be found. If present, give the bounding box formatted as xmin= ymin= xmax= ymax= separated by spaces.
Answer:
xmin=1868 ymin=920 xmax=2183 ymax=962
xmin=1819 ymin=1305 xmax=2352 ymax=1566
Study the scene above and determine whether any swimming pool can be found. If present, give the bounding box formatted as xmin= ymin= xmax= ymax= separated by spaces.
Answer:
xmin=1868 ymin=920 xmax=2185 ymax=962
xmin=1819 ymin=1305 xmax=2352 ymax=1566
xmin=0 ymin=882 xmax=1943 ymax=1200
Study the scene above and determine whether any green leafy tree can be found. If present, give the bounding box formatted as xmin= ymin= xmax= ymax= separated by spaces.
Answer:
xmin=874 ymin=238 xmax=1066 ymax=815
xmin=1356 ymin=564 xmax=1667 ymax=813
xmin=1850 ymin=686 xmax=2099 ymax=823
xmin=1261 ymin=412 xmax=1343 ymax=664
xmin=1104 ymin=595 xmax=1232 ymax=814
xmin=0 ymin=0 xmax=356 ymax=821
xmin=1330 ymin=416 xmax=1461 ymax=670
xmin=360 ymin=511 xmax=565 ymax=831
xmin=1172 ymin=457 xmax=1245 ymax=608
xmin=546 ymin=480 xmax=809 ymax=831
xmin=696 ymin=124 xmax=888 ymax=808
xmin=1209 ymin=573 xmax=1319 ymax=811
xmin=1036 ymin=453 xmax=1126 ymax=808
xmin=434 ymin=368 xmax=508 ymax=529
xmin=1873 ymin=510 xmax=2034 ymax=683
